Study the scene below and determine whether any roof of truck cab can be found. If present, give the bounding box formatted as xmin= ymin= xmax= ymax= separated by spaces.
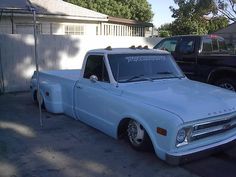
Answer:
xmin=165 ymin=34 xmax=223 ymax=39
xmin=88 ymin=48 xmax=170 ymax=55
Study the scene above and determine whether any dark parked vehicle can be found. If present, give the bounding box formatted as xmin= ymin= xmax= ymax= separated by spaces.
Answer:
xmin=154 ymin=35 xmax=236 ymax=91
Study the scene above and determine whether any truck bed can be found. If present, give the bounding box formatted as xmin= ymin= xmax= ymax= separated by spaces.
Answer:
xmin=40 ymin=69 xmax=81 ymax=81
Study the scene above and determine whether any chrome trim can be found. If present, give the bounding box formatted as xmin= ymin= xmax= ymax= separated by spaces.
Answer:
xmin=193 ymin=118 xmax=231 ymax=130
xmin=176 ymin=113 xmax=236 ymax=147
xmin=190 ymin=114 xmax=236 ymax=141
xmin=192 ymin=125 xmax=225 ymax=137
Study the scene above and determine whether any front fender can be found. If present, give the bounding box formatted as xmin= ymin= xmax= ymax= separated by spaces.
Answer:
xmin=118 ymin=103 xmax=183 ymax=161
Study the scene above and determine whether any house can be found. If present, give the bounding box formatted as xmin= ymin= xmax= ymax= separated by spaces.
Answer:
xmin=213 ymin=22 xmax=236 ymax=47
xmin=0 ymin=0 xmax=153 ymax=37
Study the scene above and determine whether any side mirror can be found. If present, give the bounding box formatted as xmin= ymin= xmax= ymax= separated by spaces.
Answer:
xmin=90 ymin=75 xmax=98 ymax=83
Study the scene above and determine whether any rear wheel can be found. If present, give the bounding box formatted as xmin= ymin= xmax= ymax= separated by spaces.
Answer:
xmin=214 ymin=78 xmax=236 ymax=92
xmin=127 ymin=119 xmax=152 ymax=151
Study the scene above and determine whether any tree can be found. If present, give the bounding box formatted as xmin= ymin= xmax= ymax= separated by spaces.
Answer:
xmin=158 ymin=23 xmax=172 ymax=37
xmin=193 ymin=0 xmax=236 ymax=22
xmin=169 ymin=0 xmax=229 ymax=35
xmin=213 ymin=0 xmax=236 ymax=22
xmin=158 ymin=30 xmax=170 ymax=37
xmin=65 ymin=0 xmax=154 ymax=22
xmin=169 ymin=0 xmax=211 ymax=35
xmin=207 ymin=16 xmax=229 ymax=33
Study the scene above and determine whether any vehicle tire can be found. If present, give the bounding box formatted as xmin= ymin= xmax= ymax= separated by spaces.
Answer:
xmin=214 ymin=78 xmax=236 ymax=92
xmin=127 ymin=119 xmax=153 ymax=151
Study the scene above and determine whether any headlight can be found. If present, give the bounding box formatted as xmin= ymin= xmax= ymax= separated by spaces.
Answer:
xmin=176 ymin=129 xmax=186 ymax=143
xmin=176 ymin=127 xmax=192 ymax=147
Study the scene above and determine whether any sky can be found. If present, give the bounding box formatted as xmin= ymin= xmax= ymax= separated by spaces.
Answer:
xmin=147 ymin=0 xmax=177 ymax=28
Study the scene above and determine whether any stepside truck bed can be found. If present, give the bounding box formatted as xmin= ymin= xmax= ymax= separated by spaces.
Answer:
xmin=33 ymin=69 xmax=81 ymax=117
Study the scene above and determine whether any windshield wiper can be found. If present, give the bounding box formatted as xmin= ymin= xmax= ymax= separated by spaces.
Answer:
xmin=156 ymin=71 xmax=182 ymax=79
xmin=124 ymin=74 xmax=153 ymax=82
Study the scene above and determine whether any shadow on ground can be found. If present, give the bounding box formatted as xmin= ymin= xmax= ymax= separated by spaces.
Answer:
xmin=0 ymin=92 xmax=200 ymax=177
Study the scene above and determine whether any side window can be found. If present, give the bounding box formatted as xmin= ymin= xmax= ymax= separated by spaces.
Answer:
xmin=212 ymin=39 xmax=218 ymax=52
xmin=202 ymin=37 xmax=227 ymax=53
xmin=202 ymin=38 xmax=212 ymax=52
xmin=83 ymin=55 xmax=109 ymax=82
xmin=178 ymin=38 xmax=195 ymax=54
xmin=218 ymin=38 xmax=227 ymax=51
xmin=154 ymin=39 xmax=177 ymax=52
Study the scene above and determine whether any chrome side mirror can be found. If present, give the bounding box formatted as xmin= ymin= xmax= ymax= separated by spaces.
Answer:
xmin=90 ymin=75 xmax=98 ymax=83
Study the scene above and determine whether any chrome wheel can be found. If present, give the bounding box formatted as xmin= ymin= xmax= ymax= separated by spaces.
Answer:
xmin=127 ymin=120 xmax=145 ymax=146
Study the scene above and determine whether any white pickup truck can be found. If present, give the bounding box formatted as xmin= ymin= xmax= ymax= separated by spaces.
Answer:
xmin=30 ymin=47 xmax=236 ymax=165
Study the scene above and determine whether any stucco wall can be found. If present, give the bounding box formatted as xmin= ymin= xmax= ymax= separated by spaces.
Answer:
xmin=0 ymin=34 xmax=160 ymax=93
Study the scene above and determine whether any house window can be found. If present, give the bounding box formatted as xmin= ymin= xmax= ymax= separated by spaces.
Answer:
xmin=15 ymin=24 xmax=41 ymax=34
xmin=65 ymin=25 xmax=84 ymax=35
xmin=102 ymin=24 xmax=145 ymax=37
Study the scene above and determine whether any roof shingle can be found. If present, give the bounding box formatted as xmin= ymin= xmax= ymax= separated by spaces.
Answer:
xmin=29 ymin=0 xmax=108 ymax=20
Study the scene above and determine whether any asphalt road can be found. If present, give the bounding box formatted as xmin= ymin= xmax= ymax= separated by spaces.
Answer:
xmin=0 ymin=92 xmax=235 ymax=177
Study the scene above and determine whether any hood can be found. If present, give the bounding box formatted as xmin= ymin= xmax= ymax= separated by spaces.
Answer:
xmin=121 ymin=79 xmax=236 ymax=123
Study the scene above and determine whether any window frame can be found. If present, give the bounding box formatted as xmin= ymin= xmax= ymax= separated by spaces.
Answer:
xmin=64 ymin=24 xmax=84 ymax=35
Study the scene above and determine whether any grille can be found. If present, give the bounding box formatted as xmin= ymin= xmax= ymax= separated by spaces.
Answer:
xmin=190 ymin=115 xmax=236 ymax=141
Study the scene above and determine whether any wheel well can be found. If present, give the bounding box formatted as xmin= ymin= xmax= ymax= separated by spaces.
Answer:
xmin=208 ymin=70 xmax=236 ymax=84
xmin=117 ymin=118 xmax=155 ymax=151
xmin=117 ymin=118 xmax=131 ymax=139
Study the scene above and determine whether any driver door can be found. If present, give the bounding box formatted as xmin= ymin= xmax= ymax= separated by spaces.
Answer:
xmin=74 ymin=55 xmax=114 ymax=131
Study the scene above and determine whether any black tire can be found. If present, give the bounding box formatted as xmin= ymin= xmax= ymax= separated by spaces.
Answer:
xmin=214 ymin=78 xmax=236 ymax=92
xmin=127 ymin=119 xmax=153 ymax=151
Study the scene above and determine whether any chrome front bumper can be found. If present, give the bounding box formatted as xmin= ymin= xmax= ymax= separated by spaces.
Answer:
xmin=166 ymin=136 xmax=236 ymax=165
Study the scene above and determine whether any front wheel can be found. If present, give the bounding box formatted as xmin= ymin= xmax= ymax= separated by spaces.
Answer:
xmin=214 ymin=78 xmax=236 ymax=92
xmin=127 ymin=119 xmax=152 ymax=151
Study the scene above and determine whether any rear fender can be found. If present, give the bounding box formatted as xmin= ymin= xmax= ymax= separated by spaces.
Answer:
xmin=39 ymin=82 xmax=63 ymax=113
xmin=207 ymin=67 xmax=236 ymax=83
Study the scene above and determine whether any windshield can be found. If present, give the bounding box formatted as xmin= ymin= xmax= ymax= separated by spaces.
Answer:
xmin=108 ymin=53 xmax=184 ymax=83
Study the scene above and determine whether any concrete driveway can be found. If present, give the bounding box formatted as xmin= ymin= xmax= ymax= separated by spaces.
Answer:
xmin=0 ymin=92 xmax=235 ymax=177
